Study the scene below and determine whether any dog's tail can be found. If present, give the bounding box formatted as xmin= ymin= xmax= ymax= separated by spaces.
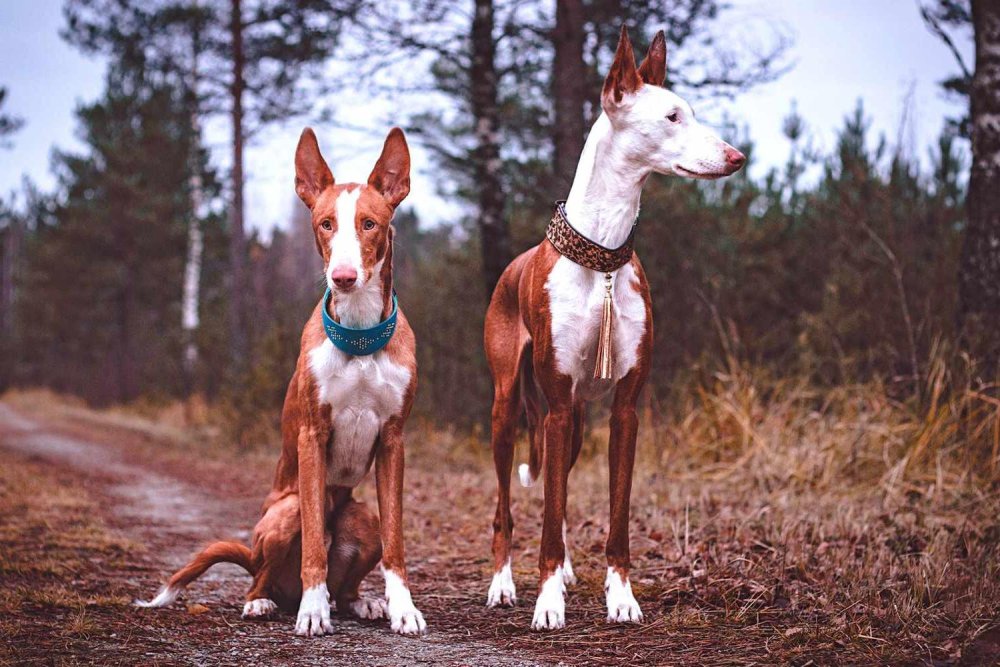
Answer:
xmin=518 ymin=349 xmax=543 ymax=488
xmin=135 ymin=541 xmax=254 ymax=608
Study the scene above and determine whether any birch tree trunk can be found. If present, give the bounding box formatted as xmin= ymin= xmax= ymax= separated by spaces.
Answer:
xmin=182 ymin=11 xmax=204 ymax=392
xmin=960 ymin=0 xmax=1000 ymax=376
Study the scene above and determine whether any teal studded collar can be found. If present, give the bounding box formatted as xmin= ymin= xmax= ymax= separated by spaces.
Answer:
xmin=321 ymin=288 xmax=398 ymax=356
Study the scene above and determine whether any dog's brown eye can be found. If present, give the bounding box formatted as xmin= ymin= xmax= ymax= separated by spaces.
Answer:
xmin=362 ymin=219 xmax=376 ymax=231
xmin=320 ymin=220 xmax=333 ymax=231
xmin=667 ymin=111 xmax=680 ymax=123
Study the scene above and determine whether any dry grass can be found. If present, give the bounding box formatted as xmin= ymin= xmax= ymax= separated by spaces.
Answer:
xmin=3 ymin=354 xmax=999 ymax=664
xmin=397 ymin=356 xmax=1000 ymax=665
xmin=0 ymin=453 xmax=136 ymax=664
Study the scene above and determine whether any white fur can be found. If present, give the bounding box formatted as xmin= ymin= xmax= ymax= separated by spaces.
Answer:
xmin=486 ymin=558 xmax=517 ymax=607
xmin=309 ymin=324 xmax=410 ymax=489
xmin=605 ymin=567 xmax=643 ymax=623
xmin=534 ymin=76 xmax=731 ymax=631
xmin=311 ymin=191 xmax=409 ymax=490
xmin=517 ymin=462 xmax=534 ymax=487
xmin=562 ymin=521 xmax=577 ymax=586
xmin=383 ymin=567 xmax=426 ymax=635
xmin=346 ymin=597 xmax=387 ymax=620
xmin=531 ymin=567 xmax=566 ymax=631
xmin=545 ymin=259 xmax=646 ymax=400
xmin=327 ymin=187 xmax=386 ymax=329
xmin=242 ymin=598 xmax=278 ymax=619
xmin=547 ymin=90 xmax=734 ymax=399
xmin=295 ymin=583 xmax=333 ymax=636
xmin=327 ymin=189 xmax=363 ymax=280
xmin=134 ymin=585 xmax=180 ymax=608
xmin=600 ymin=84 xmax=738 ymax=180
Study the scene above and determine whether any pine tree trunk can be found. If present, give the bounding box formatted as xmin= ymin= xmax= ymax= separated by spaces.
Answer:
xmin=0 ymin=215 xmax=21 ymax=389
xmin=228 ymin=0 xmax=249 ymax=370
xmin=960 ymin=0 xmax=1000 ymax=376
xmin=470 ymin=0 xmax=511 ymax=296
xmin=552 ymin=0 xmax=586 ymax=196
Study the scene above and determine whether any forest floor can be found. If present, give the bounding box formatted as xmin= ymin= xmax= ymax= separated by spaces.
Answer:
xmin=1 ymin=391 xmax=998 ymax=666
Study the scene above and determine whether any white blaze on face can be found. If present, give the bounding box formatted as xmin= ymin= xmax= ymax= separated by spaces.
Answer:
xmin=327 ymin=188 xmax=363 ymax=289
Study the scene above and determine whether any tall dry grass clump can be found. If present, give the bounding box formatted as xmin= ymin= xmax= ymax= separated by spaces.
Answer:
xmin=639 ymin=346 xmax=999 ymax=495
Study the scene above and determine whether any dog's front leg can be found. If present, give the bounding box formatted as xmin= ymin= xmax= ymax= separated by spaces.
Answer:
xmin=375 ymin=416 xmax=426 ymax=635
xmin=532 ymin=402 xmax=573 ymax=631
xmin=295 ymin=425 xmax=334 ymax=636
xmin=605 ymin=370 xmax=644 ymax=624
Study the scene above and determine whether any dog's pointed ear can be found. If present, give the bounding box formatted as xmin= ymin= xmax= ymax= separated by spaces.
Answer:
xmin=602 ymin=25 xmax=643 ymax=111
xmin=368 ymin=128 xmax=410 ymax=208
xmin=294 ymin=128 xmax=334 ymax=209
xmin=637 ymin=30 xmax=667 ymax=86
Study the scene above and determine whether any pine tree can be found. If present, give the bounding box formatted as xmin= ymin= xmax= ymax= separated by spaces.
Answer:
xmin=63 ymin=0 xmax=361 ymax=370
xmin=16 ymin=65 xmax=213 ymax=403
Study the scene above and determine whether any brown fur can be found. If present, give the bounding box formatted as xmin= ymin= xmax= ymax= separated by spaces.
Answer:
xmin=484 ymin=29 xmax=661 ymax=603
xmin=148 ymin=128 xmax=418 ymax=627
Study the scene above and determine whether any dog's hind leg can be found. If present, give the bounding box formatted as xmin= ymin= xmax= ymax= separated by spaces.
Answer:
xmin=561 ymin=404 xmax=586 ymax=587
xmin=243 ymin=494 xmax=301 ymax=620
xmin=329 ymin=500 xmax=385 ymax=620
xmin=485 ymin=250 xmax=538 ymax=609
xmin=485 ymin=344 xmax=528 ymax=608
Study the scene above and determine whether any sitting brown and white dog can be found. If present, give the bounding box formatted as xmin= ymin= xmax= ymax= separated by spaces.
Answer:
xmin=138 ymin=127 xmax=426 ymax=637
xmin=483 ymin=27 xmax=745 ymax=630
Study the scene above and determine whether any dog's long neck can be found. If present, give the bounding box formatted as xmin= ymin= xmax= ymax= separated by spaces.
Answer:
xmin=563 ymin=113 xmax=648 ymax=249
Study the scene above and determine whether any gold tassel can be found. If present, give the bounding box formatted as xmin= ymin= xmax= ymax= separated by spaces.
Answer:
xmin=595 ymin=272 xmax=614 ymax=380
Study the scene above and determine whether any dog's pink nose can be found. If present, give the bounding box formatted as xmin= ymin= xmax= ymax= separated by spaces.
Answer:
xmin=331 ymin=266 xmax=358 ymax=289
xmin=725 ymin=147 xmax=746 ymax=170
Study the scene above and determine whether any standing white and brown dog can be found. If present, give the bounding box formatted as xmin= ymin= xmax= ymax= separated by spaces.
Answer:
xmin=138 ymin=127 xmax=426 ymax=637
xmin=483 ymin=27 xmax=745 ymax=630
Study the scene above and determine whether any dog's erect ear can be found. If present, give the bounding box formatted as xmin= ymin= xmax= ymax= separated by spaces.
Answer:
xmin=602 ymin=25 xmax=643 ymax=110
xmin=294 ymin=128 xmax=334 ymax=209
xmin=368 ymin=128 xmax=410 ymax=208
xmin=637 ymin=30 xmax=667 ymax=86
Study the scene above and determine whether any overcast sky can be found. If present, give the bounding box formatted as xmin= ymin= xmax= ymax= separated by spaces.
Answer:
xmin=0 ymin=1 xmax=974 ymax=237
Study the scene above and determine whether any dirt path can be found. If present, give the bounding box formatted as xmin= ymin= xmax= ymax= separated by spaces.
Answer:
xmin=0 ymin=402 xmax=540 ymax=666
xmin=4 ymin=396 xmax=996 ymax=666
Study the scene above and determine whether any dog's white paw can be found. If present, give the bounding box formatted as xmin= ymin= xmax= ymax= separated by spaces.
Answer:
xmin=242 ymin=598 xmax=278 ymax=619
xmin=347 ymin=597 xmax=387 ymax=620
xmin=605 ymin=568 xmax=643 ymax=624
xmin=383 ymin=568 xmax=427 ymax=636
xmin=388 ymin=602 xmax=426 ymax=635
xmin=486 ymin=560 xmax=517 ymax=607
xmin=531 ymin=569 xmax=566 ymax=631
xmin=295 ymin=584 xmax=333 ymax=636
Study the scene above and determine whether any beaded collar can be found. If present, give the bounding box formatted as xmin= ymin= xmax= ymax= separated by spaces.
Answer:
xmin=545 ymin=201 xmax=636 ymax=273
xmin=321 ymin=288 xmax=398 ymax=356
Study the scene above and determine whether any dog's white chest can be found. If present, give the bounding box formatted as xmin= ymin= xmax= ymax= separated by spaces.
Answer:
xmin=308 ymin=341 xmax=411 ymax=487
xmin=545 ymin=258 xmax=646 ymax=399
